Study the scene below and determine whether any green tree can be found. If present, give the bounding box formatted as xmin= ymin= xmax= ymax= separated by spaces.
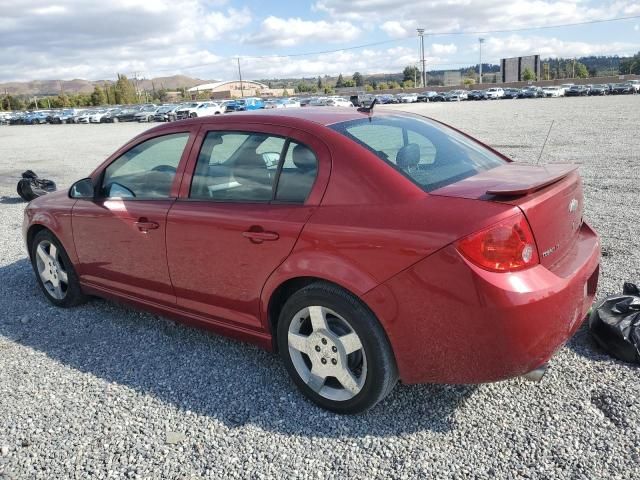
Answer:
xmin=352 ymin=72 xmax=364 ymax=87
xmin=114 ymin=74 xmax=137 ymax=104
xmin=317 ymin=76 xmax=323 ymax=89
xmin=403 ymin=65 xmax=419 ymax=83
xmin=378 ymin=82 xmax=388 ymax=90
xmin=335 ymin=73 xmax=345 ymax=88
xmin=388 ymin=80 xmax=400 ymax=89
xmin=619 ymin=52 xmax=640 ymax=74
xmin=574 ymin=62 xmax=589 ymax=78
xmin=342 ymin=79 xmax=356 ymax=87
xmin=90 ymin=85 xmax=106 ymax=106
xmin=522 ymin=67 xmax=535 ymax=81
xmin=402 ymin=79 xmax=414 ymax=88
xmin=365 ymin=84 xmax=374 ymax=92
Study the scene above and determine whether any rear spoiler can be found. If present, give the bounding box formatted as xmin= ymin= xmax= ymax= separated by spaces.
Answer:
xmin=486 ymin=164 xmax=578 ymax=196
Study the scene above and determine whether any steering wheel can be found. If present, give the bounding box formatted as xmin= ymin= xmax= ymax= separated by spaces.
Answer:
xmin=151 ymin=165 xmax=177 ymax=173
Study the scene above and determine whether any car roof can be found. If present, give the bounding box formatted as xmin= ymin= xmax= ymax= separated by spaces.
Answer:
xmin=148 ymin=107 xmax=376 ymax=131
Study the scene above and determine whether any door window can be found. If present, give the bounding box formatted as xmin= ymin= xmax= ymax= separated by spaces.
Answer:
xmin=190 ymin=132 xmax=286 ymax=201
xmin=101 ymin=133 xmax=189 ymax=199
xmin=190 ymin=131 xmax=318 ymax=203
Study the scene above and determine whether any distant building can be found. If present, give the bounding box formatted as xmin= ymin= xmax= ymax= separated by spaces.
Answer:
xmin=500 ymin=55 xmax=541 ymax=82
xmin=187 ymin=80 xmax=293 ymax=99
xmin=443 ymin=71 xmax=462 ymax=86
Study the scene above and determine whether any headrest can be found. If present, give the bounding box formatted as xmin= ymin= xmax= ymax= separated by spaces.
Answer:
xmin=292 ymin=144 xmax=317 ymax=171
xmin=396 ymin=143 xmax=420 ymax=170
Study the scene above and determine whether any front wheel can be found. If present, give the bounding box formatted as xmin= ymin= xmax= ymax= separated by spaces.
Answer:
xmin=30 ymin=230 xmax=87 ymax=308
xmin=277 ymin=282 xmax=398 ymax=413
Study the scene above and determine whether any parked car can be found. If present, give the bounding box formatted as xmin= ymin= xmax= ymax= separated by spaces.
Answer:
xmin=542 ymin=86 xmax=563 ymax=98
xmin=75 ymin=110 xmax=96 ymax=124
xmin=265 ymin=99 xmax=301 ymax=109
xmin=153 ymin=105 xmax=179 ymax=122
xmin=325 ymin=98 xmax=353 ymax=107
xmin=430 ymin=92 xmax=449 ymax=102
xmin=467 ymin=90 xmax=486 ymax=100
xmin=588 ymin=84 xmax=609 ymax=96
xmin=49 ymin=109 xmax=79 ymax=124
xmin=560 ymin=83 xmax=575 ymax=94
xmin=236 ymin=97 xmax=265 ymax=110
xmin=134 ymin=105 xmax=161 ymax=122
xmin=376 ymin=95 xmax=398 ymax=104
xmin=89 ymin=110 xmax=111 ymax=123
xmin=24 ymin=108 xmax=600 ymax=413
xmin=612 ymin=83 xmax=634 ymax=94
xmin=565 ymin=85 xmax=590 ymax=97
xmin=519 ymin=86 xmax=544 ymax=98
xmin=417 ymin=91 xmax=438 ymax=102
xmin=502 ymin=88 xmax=521 ymax=99
xmin=626 ymin=80 xmax=640 ymax=93
xmin=110 ymin=108 xmax=141 ymax=123
xmin=447 ymin=90 xmax=468 ymax=101
xmin=484 ymin=87 xmax=504 ymax=100
xmin=399 ymin=93 xmax=418 ymax=103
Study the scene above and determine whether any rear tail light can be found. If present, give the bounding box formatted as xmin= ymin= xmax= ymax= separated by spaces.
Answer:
xmin=457 ymin=213 xmax=539 ymax=272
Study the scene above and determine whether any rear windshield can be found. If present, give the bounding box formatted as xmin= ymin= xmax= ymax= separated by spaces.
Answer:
xmin=329 ymin=115 xmax=505 ymax=192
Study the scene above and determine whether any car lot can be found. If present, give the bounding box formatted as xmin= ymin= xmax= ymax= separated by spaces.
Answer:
xmin=0 ymin=96 xmax=638 ymax=478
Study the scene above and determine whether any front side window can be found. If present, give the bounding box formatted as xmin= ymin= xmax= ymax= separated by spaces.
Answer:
xmin=329 ymin=115 xmax=504 ymax=192
xmin=101 ymin=132 xmax=189 ymax=199
xmin=190 ymin=132 xmax=318 ymax=203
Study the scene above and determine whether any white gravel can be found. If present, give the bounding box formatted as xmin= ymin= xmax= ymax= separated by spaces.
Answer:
xmin=1 ymin=97 xmax=639 ymax=479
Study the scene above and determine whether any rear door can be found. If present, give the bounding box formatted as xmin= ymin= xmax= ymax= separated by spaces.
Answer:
xmin=166 ymin=123 xmax=330 ymax=329
xmin=72 ymin=128 xmax=196 ymax=305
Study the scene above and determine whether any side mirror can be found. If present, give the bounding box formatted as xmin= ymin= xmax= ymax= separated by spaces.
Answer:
xmin=69 ymin=178 xmax=95 ymax=199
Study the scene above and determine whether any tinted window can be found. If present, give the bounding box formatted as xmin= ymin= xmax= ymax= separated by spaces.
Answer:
xmin=101 ymin=133 xmax=189 ymax=199
xmin=190 ymin=132 xmax=285 ymax=201
xmin=330 ymin=115 xmax=504 ymax=192
xmin=275 ymin=142 xmax=318 ymax=203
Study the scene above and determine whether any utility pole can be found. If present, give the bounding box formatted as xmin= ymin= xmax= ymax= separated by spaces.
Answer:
xmin=237 ymin=58 xmax=244 ymax=98
xmin=417 ymin=28 xmax=426 ymax=88
xmin=479 ymin=38 xmax=485 ymax=85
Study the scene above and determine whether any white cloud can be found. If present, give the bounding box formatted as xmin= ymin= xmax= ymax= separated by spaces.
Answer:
xmin=315 ymin=0 xmax=640 ymax=36
xmin=248 ymin=16 xmax=360 ymax=47
xmin=483 ymin=34 xmax=639 ymax=59
xmin=431 ymin=43 xmax=457 ymax=55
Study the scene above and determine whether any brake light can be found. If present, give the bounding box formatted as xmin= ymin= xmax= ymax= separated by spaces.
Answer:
xmin=457 ymin=213 xmax=539 ymax=272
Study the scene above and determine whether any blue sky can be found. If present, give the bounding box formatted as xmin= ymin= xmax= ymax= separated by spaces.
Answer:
xmin=1 ymin=0 xmax=639 ymax=82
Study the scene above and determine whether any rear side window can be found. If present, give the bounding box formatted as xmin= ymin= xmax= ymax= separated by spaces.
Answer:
xmin=330 ymin=116 xmax=504 ymax=192
xmin=190 ymin=132 xmax=317 ymax=203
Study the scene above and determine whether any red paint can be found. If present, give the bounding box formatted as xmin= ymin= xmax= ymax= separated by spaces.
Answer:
xmin=23 ymin=108 xmax=600 ymax=384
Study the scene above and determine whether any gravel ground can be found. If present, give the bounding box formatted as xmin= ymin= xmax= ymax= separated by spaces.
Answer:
xmin=1 ymin=97 xmax=639 ymax=479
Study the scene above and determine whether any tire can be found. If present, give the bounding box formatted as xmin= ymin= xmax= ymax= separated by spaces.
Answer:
xmin=190 ymin=112 xmax=197 ymax=118
xmin=112 ymin=117 xmax=119 ymax=123
xmin=277 ymin=282 xmax=398 ymax=414
xmin=30 ymin=229 xmax=86 ymax=308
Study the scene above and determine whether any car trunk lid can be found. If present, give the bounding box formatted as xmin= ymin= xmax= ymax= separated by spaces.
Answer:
xmin=431 ymin=163 xmax=584 ymax=268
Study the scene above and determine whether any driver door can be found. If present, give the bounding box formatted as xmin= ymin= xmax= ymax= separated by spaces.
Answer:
xmin=72 ymin=130 xmax=195 ymax=305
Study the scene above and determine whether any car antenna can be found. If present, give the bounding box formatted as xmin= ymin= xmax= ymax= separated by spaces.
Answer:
xmin=535 ymin=120 xmax=554 ymax=166
xmin=357 ymin=98 xmax=377 ymax=119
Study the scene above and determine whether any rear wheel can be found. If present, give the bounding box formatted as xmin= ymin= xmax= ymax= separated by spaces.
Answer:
xmin=30 ymin=230 xmax=86 ymax=308
xmin=277 ymin=282 xmax=397 ymax=413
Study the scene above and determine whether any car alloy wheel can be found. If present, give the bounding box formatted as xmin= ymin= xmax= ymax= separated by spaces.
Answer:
xmin=287 ymin=306 xmax=367 ymax=401
xmin=35 ymin=239 xmax=68 ymax=300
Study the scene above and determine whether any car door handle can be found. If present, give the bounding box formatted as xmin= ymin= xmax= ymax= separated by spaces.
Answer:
xmin=242 ymin=229 xmax=279 ymax=243
xmin=135 ymin=219 xmax=160 ymax=232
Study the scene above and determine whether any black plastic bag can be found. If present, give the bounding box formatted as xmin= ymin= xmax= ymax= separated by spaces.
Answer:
xmin=16 ymin=170 xmax=57 ymax=201
xmin=589 ymin=283 xmax=640 ymax=364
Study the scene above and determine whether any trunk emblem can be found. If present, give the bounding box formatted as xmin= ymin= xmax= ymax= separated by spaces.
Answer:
xmin=569 ymin=198 xmax=579 ymax=213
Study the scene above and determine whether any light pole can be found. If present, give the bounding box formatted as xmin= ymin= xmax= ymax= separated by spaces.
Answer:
xmin=417 ymin=28 xmax=426 ymax=88
xmin=479 ymin=38 xmax=485 ymax=85
xmin=237 ymin=57 xmax=244 ymax=98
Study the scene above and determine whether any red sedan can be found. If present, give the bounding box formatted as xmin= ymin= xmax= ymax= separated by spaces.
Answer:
xmin=23 ymin=108 xmax=600 ymax=413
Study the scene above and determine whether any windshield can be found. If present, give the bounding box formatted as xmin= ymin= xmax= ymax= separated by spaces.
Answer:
xmin=329 ymin=115 xmax=505 ymax=192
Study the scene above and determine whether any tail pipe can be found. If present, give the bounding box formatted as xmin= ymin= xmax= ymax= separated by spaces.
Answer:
xmin=522 ymin=363 xmax=549 ymax=382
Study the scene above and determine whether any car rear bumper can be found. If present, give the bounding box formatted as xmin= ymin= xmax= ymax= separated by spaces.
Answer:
xmin=363 ymin=222 xmax=600 ymax=384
